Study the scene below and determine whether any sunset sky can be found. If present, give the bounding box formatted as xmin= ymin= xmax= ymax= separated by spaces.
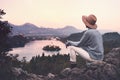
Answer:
xmin=0 ymin=0 xmax=120 ymax=31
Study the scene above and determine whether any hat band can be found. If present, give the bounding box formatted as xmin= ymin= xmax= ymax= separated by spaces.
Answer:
xmin=86 ymin=18 xmax=96 ymax=25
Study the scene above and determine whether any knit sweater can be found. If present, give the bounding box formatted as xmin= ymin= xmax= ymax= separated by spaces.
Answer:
xmin=69 ymin=29 xmax=104 ymax=60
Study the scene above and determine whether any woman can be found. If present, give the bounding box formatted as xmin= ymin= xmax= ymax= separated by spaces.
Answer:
xmin=66 ymin=14 xmax=104 ymax=68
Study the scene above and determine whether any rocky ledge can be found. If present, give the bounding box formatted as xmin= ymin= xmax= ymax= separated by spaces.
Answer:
xmin=12 ymin=47 xmax=120 ymax=80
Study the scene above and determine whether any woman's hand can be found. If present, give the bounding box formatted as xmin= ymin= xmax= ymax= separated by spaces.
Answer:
xmin=65 ymin=40 xmax=72 ymax=47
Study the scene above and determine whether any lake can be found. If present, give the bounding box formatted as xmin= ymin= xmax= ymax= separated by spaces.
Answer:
xmin=8 ymin=40 xmax=68 ymax=61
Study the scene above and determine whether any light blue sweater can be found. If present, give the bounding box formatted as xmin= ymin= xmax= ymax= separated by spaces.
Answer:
xmin=69 ymin=29 xmax=104 ymax=60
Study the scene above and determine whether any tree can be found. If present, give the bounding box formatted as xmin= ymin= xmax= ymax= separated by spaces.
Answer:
xmin=0 ymin=16 xmax=12 ymax=52
xmin=0 ymin=9 xmax=14 ymax=80
xmin=0 ymin=9 xmax=6 ymax=19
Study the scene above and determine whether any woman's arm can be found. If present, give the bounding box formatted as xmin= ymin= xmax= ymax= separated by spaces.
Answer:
xmin=67 ymin=40 xmax=80 ymax=46
xmin=67 ymin=31 xmax=89 ymax=46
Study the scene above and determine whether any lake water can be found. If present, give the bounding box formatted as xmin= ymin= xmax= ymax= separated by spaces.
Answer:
xmin=9 ymin=40 xmax=68 ymax=61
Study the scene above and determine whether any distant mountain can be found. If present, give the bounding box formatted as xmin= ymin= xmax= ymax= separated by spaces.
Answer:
xmin=10 ymin=22 xmax=118 ymax=37
xmin=9 ymin=23 xmax=81 ymax=37
xmin=10 ymin=23 xmax=40 ymax=36
xmin=56 ymin=26 xmax=80 ymax=36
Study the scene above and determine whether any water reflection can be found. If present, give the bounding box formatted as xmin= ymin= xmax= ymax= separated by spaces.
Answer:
xmin=9 ymin=40 xmax=68 ymax=61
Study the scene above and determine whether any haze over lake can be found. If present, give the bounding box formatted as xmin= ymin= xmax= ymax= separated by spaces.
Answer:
xmin=9 ymin=40 xmax=68 ymax=61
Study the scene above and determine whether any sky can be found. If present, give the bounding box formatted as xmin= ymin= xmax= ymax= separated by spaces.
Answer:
xmin=0 ymin=0 xmax=120 ymax=31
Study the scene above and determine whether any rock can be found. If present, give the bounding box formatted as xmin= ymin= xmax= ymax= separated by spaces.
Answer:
xmin=82 ymin=62 xmax=119 ymax=80
xmin=12 ymin=67 xmax=27 ymax=77
xmin=11 ymin=67 xmax=44 ymax=80
xmin=104 ymin=48 xmax=120 ymax=68
xmin=58 ymin=63 xmax=119 ymax=80
xmin=60 ymin=68 xmax=71 ymax=78
xmin=47 ymin=73 xmax=55 ymax=79
xmin=56 ymin=47 xmax=120 ymax=80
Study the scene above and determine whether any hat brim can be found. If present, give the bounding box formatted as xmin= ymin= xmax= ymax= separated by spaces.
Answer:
xmin=82 ymin=16 xmax=97 ymax=29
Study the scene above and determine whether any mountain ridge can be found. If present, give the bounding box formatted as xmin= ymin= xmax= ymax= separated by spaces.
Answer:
xmin=9 ymin=22 xmax=120 ymax=37
xmin=9 ymin=23 xmax=81 ymax=37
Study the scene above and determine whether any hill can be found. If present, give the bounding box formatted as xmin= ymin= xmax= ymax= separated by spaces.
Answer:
xmin=103 ymin=32 xmax=120 ymax=41
xmin=66 ymin=31 xmax=120 ymax=41
xmin=103 ymin=32 xmax=120 ymax=53
xmin=10 ymin=23 xmax=81 ymax=37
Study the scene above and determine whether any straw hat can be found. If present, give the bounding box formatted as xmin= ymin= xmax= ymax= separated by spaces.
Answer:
xmin=82 ymin=14 xmax=97 ymax=29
